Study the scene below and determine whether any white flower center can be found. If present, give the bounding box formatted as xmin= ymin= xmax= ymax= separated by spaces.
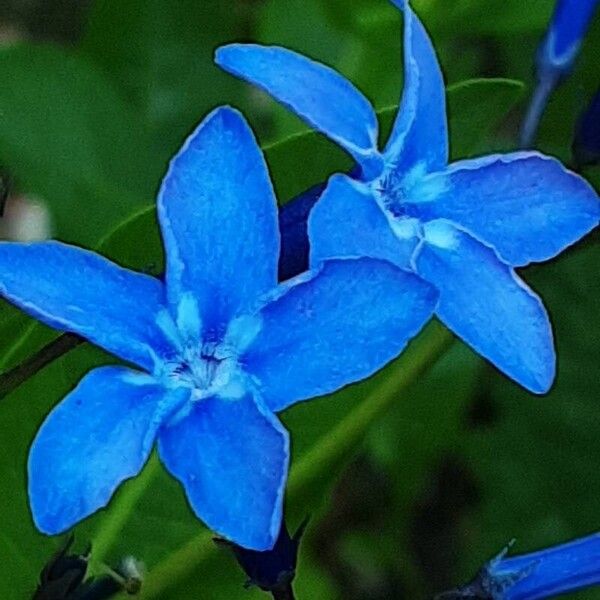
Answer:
xmin=155 ymin=295 xmax=262 ymax=402
xmin=169 ymin=341 xmax=244 ymax=400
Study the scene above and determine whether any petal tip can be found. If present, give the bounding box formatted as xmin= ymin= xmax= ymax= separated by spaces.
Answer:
xmin=203 ymin=104 xmax=246 ymax=131
xmin=513 ymin=337 xmax=556 ymax=395
xmin=29 ymin=499 xmax=71 ymax=537
xmin=214 ymin=43 xmax=239 ymax=68
xmin=528 ymin=365 xmax=556 ymax=396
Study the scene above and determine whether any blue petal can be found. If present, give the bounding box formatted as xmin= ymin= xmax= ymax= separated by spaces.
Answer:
xmin=413 ymin=220 xmax=555 ymax=393
xmin=413 ymin=152 xmax=600 ymax=266
xmin=308 ymin=174 xmax=418 ymax=270
xmin=494 ymin=533 xmax=600 ymax=600
xmin=158 ymin=106 xmax=279 ymax=330
xmin=215 ymin=45 xmax=382 ymax=176
xmin=243 ymin=258 xmax=437 ymax=412
xmin=158 ymin=393 xmax=289 ymax=551
xmin=0 ymin=241 xmax=175 ymax=371
xmin=384 ymin=0 xmax=448 ymax=172
xmin=28 ymin=367 xmax=175 ymax=534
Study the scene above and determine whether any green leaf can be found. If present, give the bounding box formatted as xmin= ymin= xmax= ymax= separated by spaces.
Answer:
xmin=365 ymin=0 xmax=556 ymax=36
xmin=81 ymin=0 xmax=248 ymax=158
xmin=0 ymin=303 xmax=29 ymax=366
xmin=0 ymin=44 xmax=160 ymax=245
xmin=446 ymin=78 xmax=525 ymax=158
xmin=360 ymin=344 xmax=482 ymax=594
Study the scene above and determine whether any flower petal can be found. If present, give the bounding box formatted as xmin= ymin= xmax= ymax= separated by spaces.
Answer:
xmin=495 ymin=533 xmax=600 ymax=600
xmin=158 ymin=106 xmax=279 ymax=329
xmin=413 ymin=152 xmax=600 ymax=266
xmin=308 ymin=173 xmax=419 ymax=270
xmin=215 ymin=44 xmax=381 ymax=175
xmin=0 ymin=241 xmax=174 ymax=370
xmin=413 ymin=220 xmax=555 ymax=393
xmin=28 ymin=367 xmax=176 ymax=534
xmin=158 ymin=393 xmax=289 ymax=551
xmin=243 ymin=258 xmax=437 ymax=412
xmin=384 ymin=0 xmax=448 ymax=172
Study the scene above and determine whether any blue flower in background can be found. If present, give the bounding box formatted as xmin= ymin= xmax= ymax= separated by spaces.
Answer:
xmin=573 ymin=89 xmax=600 ymax=167
xmin=437 ymin=533 xmax=600 ymax=599
xmin=0 ymin=107 xmax=437 ymax=550
xmin=538 ymin=0 xmax=599 ymax=79
xmin=216 ymin=0 xmax=600 ymax=394
xmin=521 ymin=0 xmax=600 ymax=146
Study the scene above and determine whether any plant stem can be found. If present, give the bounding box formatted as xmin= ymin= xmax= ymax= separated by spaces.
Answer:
xmin=0 ymin=332 xmax=84 ymax=399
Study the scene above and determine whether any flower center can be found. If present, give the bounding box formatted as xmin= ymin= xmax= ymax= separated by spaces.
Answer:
xmin=155 ymin=297 xmax=263 ymax=403
xmin=376 ymin=160 xmax=447 ymax=217
xmin=169 ymin=341 xmax=241 ymax=400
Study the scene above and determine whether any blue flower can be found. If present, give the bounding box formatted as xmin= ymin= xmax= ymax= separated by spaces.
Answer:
xmin=438 ymin=534 xmax=600 ymax=599
xmin=521 ymin=0 xmax=600 ymax=146
xmin=537 ymin=0 xmax=599 ymax=80
xmin=573 ymin=89 xmax=600 ymax=167
xmin=0 ymin=107 xmax=437 ymax=550
xmin=216 ymin=0 xmax=600 ymax=394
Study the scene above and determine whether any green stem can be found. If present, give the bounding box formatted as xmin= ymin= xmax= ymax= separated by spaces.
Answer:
xmin=289 ymin=322 xmax=452 ymax=496
xmin=139 ymin=322 xmax=454 ymax=598
xmin=137 ymin=530 xmax=214 ymax=598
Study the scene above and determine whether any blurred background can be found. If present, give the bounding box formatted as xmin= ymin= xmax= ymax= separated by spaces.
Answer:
xmin=0 ymin=0 xmax=598 ymax=598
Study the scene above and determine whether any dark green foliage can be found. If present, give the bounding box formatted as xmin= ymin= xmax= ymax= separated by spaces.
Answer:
xmin=0 ymin=1 xmax=597 ymax=598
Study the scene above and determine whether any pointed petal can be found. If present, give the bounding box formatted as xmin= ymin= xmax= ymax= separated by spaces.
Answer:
xmin=158 ymin=393 xmax=289 ymax=551
xmin=158 ymin=106 xmax=279 ymax=330
xmin=0 ymin=241 xmax=174 ymax=370
xmin=496 ymin=533 xmax=600 ymax=600
xmin=413 ymin=220 xmax=555 ymax=393
xmin=413 ymin=153 xmax=600 ymax=266
xmin=243 ymin=258 xmax=437 ymax=412
xmin=215 ymin=44 xmax=381 ymax=175
xmin=385 ymin=0 xmax=448 ymax=172
xmin=28 ymin=367 xmax=177 ymax=534
xmin=308 ymin=173 xmax=419 ymax=270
